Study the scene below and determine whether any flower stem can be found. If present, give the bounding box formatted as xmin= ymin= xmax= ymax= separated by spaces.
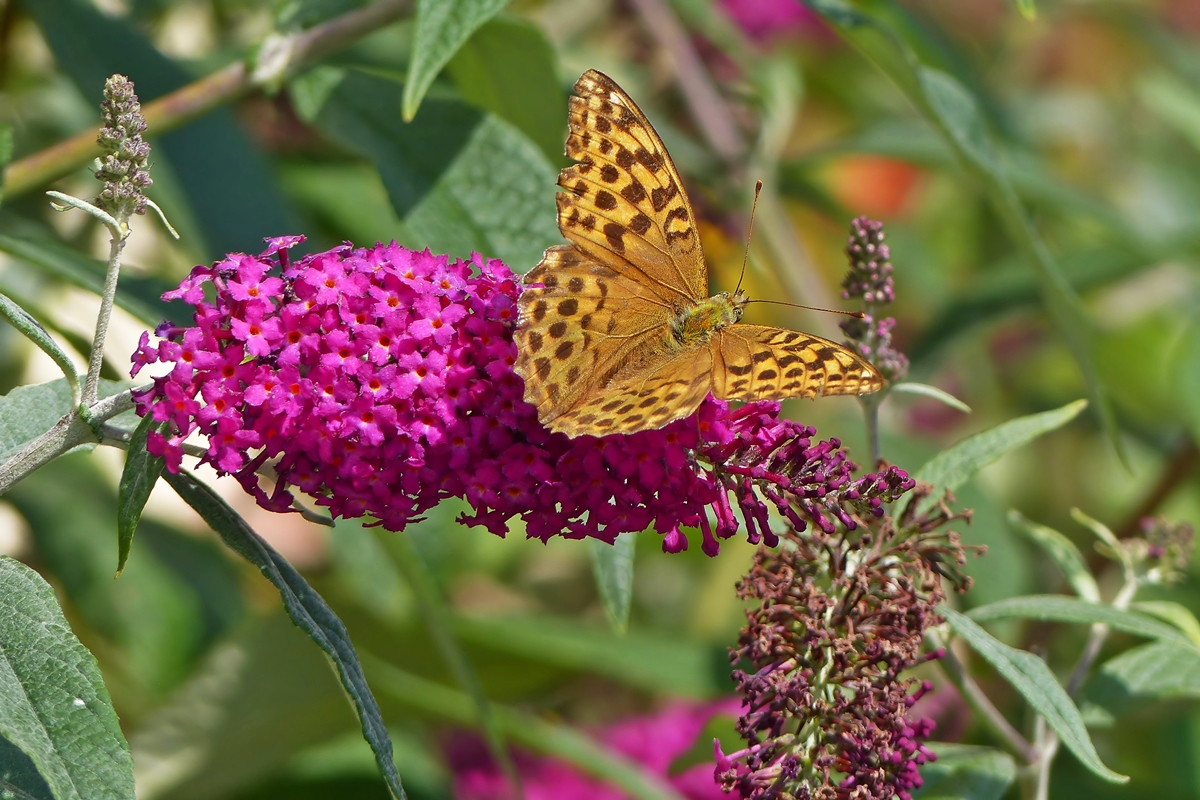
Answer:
xmin=928 ymin=630 xmax=1040 ymax=765
xmin=82 ymin=225 xmax=127 ymax=407
xmin=1032 ymin=574 xmax=1139 ymax=799
xmin=0 ymin=386 xmax=141 ymax=495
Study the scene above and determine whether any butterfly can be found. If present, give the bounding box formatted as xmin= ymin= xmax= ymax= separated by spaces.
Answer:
xmin=514 ymin=69 xmax=883 ymax=437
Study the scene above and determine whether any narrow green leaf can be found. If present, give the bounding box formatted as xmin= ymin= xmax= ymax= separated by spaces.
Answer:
xmin=1131 ymin=601 xmax=1200 ymax=647
xmin=890 ymin=382 xmax=971 ymax=413
xmin=1069 ymin=508 xmax=1126 ymax=568
xmin=0 ymin=556 xmax=134 ymax=800
xmin=115 ymin=414 xmax=164 ymax=576
xmin=160 ymin=470 xmax=406 ymax=800
xmin=966 ymin=595 xmax=1195 ymax=647
xmin=446 ymin=17 xmax=566 ymax=164
xmin=913 ymin=743 xmax=1016 ymax=800
xmin=942 ymin=606 xmax=1127 ymax=784
xmin=915 ymin=400 xmax=1086 ymax=489
xmin=367 ymin=658 xmax=688 ymax=800
xmin=1015 ymin=0 xmax=1037 ymax=21
xmin=0 ymin=293 xmax=80 ymax=400
xmin=1006 ymin=510 xmax=1100 ymax=602
xmin=897 ymin=399 xmax=1086 ymax=517
xmin=591 ymin=533 xmax=636 ymax=635
xmin=403 ymin=0 xmax=511 ymax=121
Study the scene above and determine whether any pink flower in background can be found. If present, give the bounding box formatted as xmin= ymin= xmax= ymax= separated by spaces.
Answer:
xmin=449 ymin=702 xmax=741 ymax=800
xmin=719 ymin=0 xmax=822 ymax=41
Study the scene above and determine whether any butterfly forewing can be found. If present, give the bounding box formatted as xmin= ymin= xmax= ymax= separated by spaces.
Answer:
xmin=559 ymin=70 xmax=707 ymax=304
xmin=712 ymin=325 xmax=883 ymax=402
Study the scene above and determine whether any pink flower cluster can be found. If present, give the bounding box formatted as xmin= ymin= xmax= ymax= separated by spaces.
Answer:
xmin=448 ymin=701 xmax=741 ymax=800
xmin=132 ymin=238 xmax=910 ymax=552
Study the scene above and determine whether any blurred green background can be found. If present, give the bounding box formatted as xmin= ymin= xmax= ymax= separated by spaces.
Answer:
xmin=1 ymin=0 xmax=1199 ymax=797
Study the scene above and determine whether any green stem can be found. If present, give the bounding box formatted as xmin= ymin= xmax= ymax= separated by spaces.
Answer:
xmin=363 ymin=655 xmax=687 ymax=800
xmin=83 ymin=221 xmax=127 ymax=408
xmin=1032 ymin=575 xmax=1140 ymax=799
xmin=2 ymin=0 xmax=414 ymax=198
xmin=388 ymin=530 xmax=522 ymax=800
xmin=927 ymin=630 xmax=1040 ymax=765
xmin=0 ymin=385 xmax=142 ymax=495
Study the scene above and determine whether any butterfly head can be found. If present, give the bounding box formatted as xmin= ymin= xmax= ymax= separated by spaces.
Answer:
xmin=729 ymin=289 xmax=749 ymax=321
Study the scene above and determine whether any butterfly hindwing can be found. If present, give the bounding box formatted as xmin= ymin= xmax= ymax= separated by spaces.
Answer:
xmin=515 ymin=245 xmax=675 ymax=426
xmin=712 ymin=324 xmax=883 ymax=402
xmin=550 ymin=345 xmax=714 ymax=437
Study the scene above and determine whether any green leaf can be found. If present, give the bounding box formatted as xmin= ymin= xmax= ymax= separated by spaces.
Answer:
xmin=403 ymin=0 xmax=511 ymax=122
xmin=591 ymin=533 xmax=636 ymax=635
xmin=404 ymin=113 xmax=560 ymax=270
xmin=804 ymin=0 xmax=1123 ymax=463
xmin=0 ymin=735 xmax=54 ymax=800
xmin=897 ymin=399 xmax=1087 ymax=517
xmin=0 ymin=379 xmax=131 ymax=464
xmin=160 ymin=470 xmax=407 ymax=800
xmin=9 ymin=456 xmax=208 ymax=700
xmin=0 ymin=293 xmax=80 ymax=397
xmin=115 ymin=414 xmax=164 ymax=577
xmin=1006 ymin=510 xmax=1100 ymax=603
xmin=1015 ymin=0 xmax=1037 ymax=21
xmin=0 ymin=555 xmax=134 ymax=800
xmin=0 ymin=232 xmax=177 ymax=326
xmin=966 ymin=595 xmax=1196 ymax=647
xmin=367 ymin=659 xmax=688 ymax=800
xmin=1138 ymin=71 xmax=1200 ymax=153
xmin=1088 ymin=641 xmax=1200 ymax=703
xmin=1131 ymin=601 xmax=1200 ymax=647
xmin=941 ymin=606 xmax=1128 ymax=784
xmin=913 ymin=743 xmax=1016 ymax=800
xmin=314 ymin=71 xmax=560 ymax=270
xmin=446 ymin=16 xmax=566 ymax=164
xmin=890 ymin=382 xmax=971 ymax=413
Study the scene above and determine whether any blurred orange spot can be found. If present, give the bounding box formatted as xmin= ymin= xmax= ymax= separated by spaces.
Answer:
xmin=825 ymin=156 xmax=925 ymax=218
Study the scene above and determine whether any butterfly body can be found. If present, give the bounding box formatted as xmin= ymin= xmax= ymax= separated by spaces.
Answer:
xmin=514 ymin=70 xmax=883 ymax=438
xmin=668 ymin=291 xmax=745 ymax=352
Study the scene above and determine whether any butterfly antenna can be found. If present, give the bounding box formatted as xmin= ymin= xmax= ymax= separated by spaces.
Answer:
xmin=733 ymin=180 xmax=763 ymax=296
xmin=745 ymin=298 xmax=866 ymax=319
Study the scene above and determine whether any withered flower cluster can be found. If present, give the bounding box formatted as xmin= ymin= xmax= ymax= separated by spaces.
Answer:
xmin=717 ymin=485 xmax=975 ymax=800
